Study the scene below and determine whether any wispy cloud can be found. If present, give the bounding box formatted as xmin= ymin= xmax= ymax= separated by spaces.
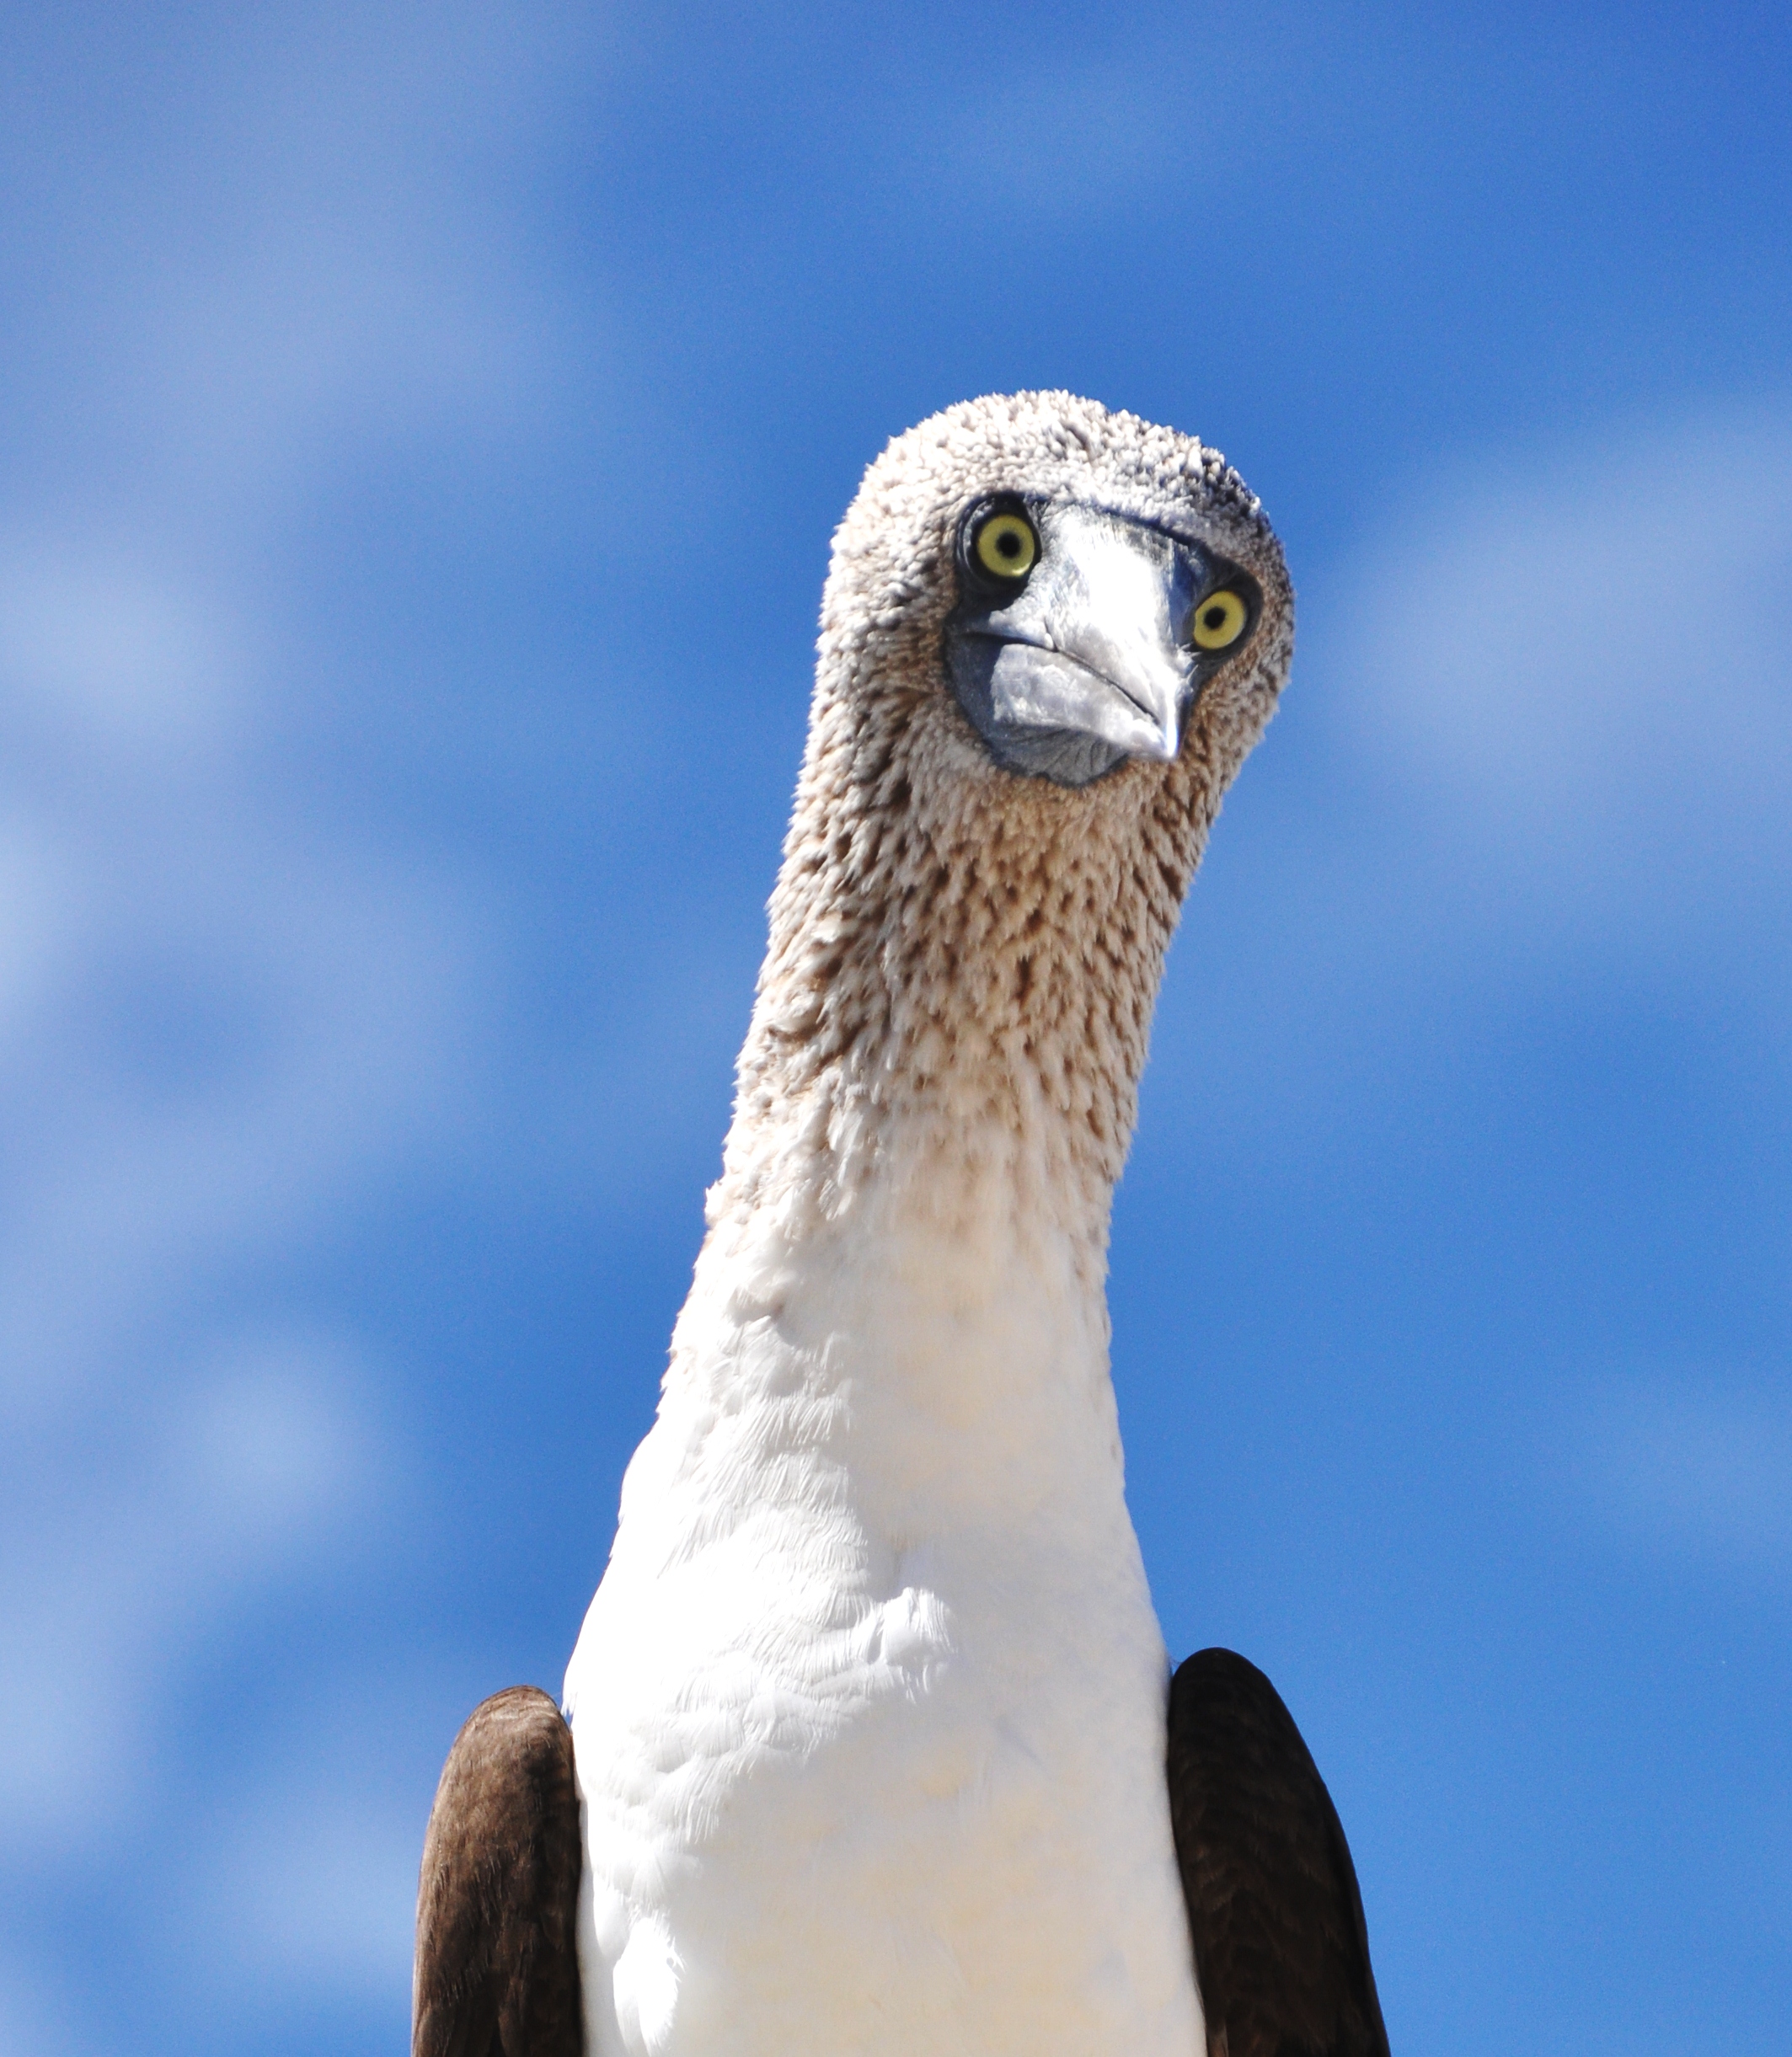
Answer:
xmin=1329 ymin=400 xmax=1792 ymax=936
xmin=1568 ymin=1376 xmax=1792 ymax=1574
xmin=0 ymin=1949 xmax=89 ymax=2057
xmin=914 ymin=52 xmax=1199 ymax=222
xmin=183 ymin=1785 xmax=420 ymax=2001
xmin=0 ymin=1333 xmax=382 ymax=1850
xmin=0 ymin=7 xmax=596 ymax=2035
xmin=0 ymin=545 xmax=485 ymax=1429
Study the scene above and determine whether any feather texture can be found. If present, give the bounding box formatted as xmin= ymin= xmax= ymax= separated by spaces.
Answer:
xmin=414 ymin=1686 xmax=585 ymax=2057
xmin=1168 ymin=1650 xmax=1389 ymax=2057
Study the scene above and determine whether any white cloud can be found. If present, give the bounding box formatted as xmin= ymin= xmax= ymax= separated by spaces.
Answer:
xmin=191 ymin=1789 xmax=420 ymax=1999
xmin=0 ymin=9 xmax=602 ymax=2025
xmin=1329 ymin=398 xmax=1792 ymax=931
xmin=0 ymin=481 xmax=476 ymax=2047
xmin=0 ymin=547 xmax=246 ymax=756
xmin=0 ymin=1951 xmax=91 ymax=2057
xmin=917 ymin=54 xmax=1193 ymax=219
xmin=1570 ymin=1377 xmax=1792 ymax=1573
xmin=0 ymin=1332 xmax=381 ymax=1852
xmin=8 ymin=8 xmax=598 ymax=532
xmin=0 ymin=575 xmax=484 ymax=1430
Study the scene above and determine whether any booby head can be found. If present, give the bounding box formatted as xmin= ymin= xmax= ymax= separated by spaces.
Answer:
xmin=815 ymin=389 xmax=1292 ymax=802
xmin=740 ymin=392 xmax=1293 ymax=1204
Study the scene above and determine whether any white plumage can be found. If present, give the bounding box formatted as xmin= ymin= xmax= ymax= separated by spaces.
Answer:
xmin=565 ymin=1118 xmax=1197 ymax=2056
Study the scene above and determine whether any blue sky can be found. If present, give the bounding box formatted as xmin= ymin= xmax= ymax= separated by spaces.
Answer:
xmin=1 ymin=3 xmax=1788 ymax=2051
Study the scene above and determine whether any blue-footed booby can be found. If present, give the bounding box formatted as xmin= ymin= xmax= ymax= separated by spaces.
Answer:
xmin=414 ymin=393 xmax=1388 ymax=2057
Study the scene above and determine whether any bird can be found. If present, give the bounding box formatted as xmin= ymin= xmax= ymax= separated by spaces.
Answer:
xmin=413 ymin=391 xmax=1389 ymax=2057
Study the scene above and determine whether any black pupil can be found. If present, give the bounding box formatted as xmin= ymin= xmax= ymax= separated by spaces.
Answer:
xmin=997 ymin=529 xmax=1021 ymax=559
xmin=1203 ymin=605 xmax=1225 ymax=628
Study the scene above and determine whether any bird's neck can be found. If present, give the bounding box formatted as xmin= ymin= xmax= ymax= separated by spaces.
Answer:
xmin=645 ymin=737 xmax=1200 ymax=1532
xmin=711 ymin=682 xmax=1197 ymax=1242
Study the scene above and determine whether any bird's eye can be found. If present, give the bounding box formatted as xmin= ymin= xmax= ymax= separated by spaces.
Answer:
xmin=1190 ymin=590 xmax=1249 ymax=651
xmin=973 ymin=510 xmax=1039 ymax=580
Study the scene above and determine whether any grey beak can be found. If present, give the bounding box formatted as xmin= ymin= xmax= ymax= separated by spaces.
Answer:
xmin=946 ymin=505 xmax=1206 ymax=788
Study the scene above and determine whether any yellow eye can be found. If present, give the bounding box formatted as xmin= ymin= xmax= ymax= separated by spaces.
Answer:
xmin=1190 ymin=590 xmax=1248 ymax=650
xmin=974 ymin=510 xmax=1038 ymax=580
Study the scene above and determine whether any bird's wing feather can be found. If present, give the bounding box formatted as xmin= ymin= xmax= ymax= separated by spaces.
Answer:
xmin=1167 ymin=1648 xmax=1390 ymax=2057
xmin=414 ymin=1685 xmax=585 ymax=2057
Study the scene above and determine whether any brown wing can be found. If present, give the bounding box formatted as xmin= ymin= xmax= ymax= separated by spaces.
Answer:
xmin=1167 ymin=1648 xmax=1389 ymax=2057
xmin=413 ymin=1685 xmax=586 ymax=2057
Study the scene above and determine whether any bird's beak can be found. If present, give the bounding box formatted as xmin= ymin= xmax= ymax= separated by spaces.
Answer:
xmin=946 ymin=505 xmax=1207 ymax=788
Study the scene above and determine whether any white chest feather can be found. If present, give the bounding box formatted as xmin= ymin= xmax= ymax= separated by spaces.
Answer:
xmin=564 ymin=1135 xmax=1203 ymax=2057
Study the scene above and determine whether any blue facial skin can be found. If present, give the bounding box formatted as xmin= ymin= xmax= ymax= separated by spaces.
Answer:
xmin=944 ymin=499 xmax=1260 ymax=787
